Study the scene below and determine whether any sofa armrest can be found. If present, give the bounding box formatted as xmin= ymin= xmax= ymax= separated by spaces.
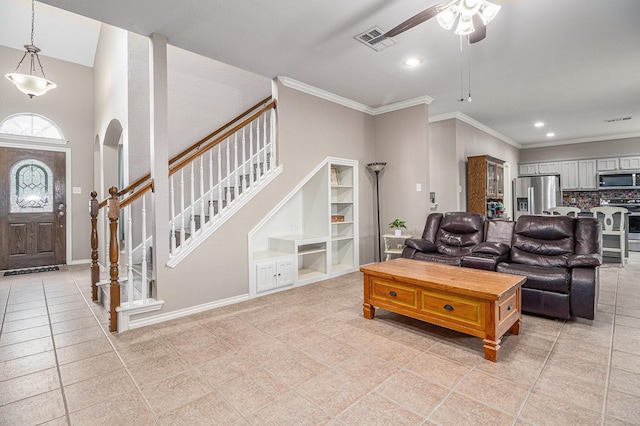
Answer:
xmin=404 ymin=239 xmax=437 ymax=253
xmin=472 ymin=242 xmax=510 ymax=256
xmin=568 ymin=253 xmax=602 ymax=268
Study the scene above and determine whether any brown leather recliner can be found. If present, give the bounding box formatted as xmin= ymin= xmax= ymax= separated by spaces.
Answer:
xmin=496 ymin=215 xmax=602 ymax=320
xmin=401 ymin=212 xmax=485 ymax=266
xmin=461 ymin=219 xmax=514 ymax=271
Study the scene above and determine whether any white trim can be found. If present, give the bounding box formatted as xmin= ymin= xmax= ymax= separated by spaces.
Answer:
xmin=0 ymin=140 xmax=74 ymax=266
xmin=116 ymin=298 xmax=165 ymax=332
xmin=430 ymin=112 xmax=521 ymax=149
xmin=126 ymin=294 xmax=249 ymax=330
xmin=0 ymin=134 xmax=68 ymax=144
xmin=67 ymin=259 xmax=91 ymax=265
xmin=166 ymin=164 xmax=284 ymax=268
xmin=519 ymin=132 xmax=640 ymax=149
xmin=278 ymin=76 xmax=432 ymax=116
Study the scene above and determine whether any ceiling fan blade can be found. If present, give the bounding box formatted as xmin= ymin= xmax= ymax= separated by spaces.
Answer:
xmin=384 ymin=4 xmax=443 ymax=38
xmin=469 ymin=14 xmax=486 ymax=43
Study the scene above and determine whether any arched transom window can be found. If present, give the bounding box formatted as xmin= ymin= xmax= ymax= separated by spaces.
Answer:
xmin=0 ymin=113 xmax=65 ymax=141
xmin=10 ymin=159 xmax=54 ymax=213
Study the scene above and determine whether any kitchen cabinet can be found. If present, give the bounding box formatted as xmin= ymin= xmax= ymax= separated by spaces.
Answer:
xmin=619 ymin=156 xmax=640 ymax=170
xmin=537 ymin=162 xmax=560 ymax=175
xmin=467 ymin=155 xmax=505 ymax=217
xmin=518 ymin=164 xmax=538 ymax=176
xmin=597 ymin=158 xmax=618 ymax=171
xmin=561 ymin=160 xmax=597 ymax=190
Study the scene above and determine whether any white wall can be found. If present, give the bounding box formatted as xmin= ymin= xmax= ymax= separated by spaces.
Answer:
xmin=519 ymin=136 xmax=640 ymax=163
xmin=0 ymin=44 xmax=94 ymax=262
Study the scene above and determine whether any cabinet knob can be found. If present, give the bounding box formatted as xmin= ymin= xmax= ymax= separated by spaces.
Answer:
xmin=507 ymin=305 xmax=512 ymax=311
xmin=389 ymin=291 xmax=397 ymax=297
xmin=443 ymin=304 xmax=454 ymax=311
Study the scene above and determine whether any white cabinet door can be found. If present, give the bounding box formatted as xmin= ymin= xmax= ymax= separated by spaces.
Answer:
xmin=619 ymin=156 xmax=640 ymax=170
xmin=597 ymin=158 xmax=618 ymax=171
xmin=518 ymin=164 xmax=538 ymax=176
xmin=276 ymin=258 xmax=294 ymax=287
xmin=560 ymin=161 xmax=579 ymax=190
xmin=256 ymin=261 xmax=277 ymax=293
xmin=538 ymin=162 xmax=560 ymax=175
xmin=578 ymin=160 xmax=597 ymax=190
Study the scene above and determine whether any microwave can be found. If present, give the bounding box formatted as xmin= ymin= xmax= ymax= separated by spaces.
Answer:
xmin=598 ymin=172 xmax=639 ymax=189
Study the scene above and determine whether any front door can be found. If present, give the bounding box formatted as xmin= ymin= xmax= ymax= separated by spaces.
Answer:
xmin=0 ymin=147 xmax=66 ymax=270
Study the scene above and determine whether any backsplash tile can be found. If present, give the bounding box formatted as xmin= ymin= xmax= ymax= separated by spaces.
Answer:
xmin=563 ymin=189 xmax=640 ymax=210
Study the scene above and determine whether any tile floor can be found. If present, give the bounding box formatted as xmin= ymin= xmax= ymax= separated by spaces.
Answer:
xmin=1 ymin=254 xmax=640 ymax=425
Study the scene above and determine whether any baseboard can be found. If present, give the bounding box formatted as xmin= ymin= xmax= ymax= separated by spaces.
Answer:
xmin=126 ymin=293 xmax=250 ymax=330
xmin=67 ymin=259 xmax=91 ymax=265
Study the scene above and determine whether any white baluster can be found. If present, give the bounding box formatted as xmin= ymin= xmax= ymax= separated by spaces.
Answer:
xmin=170 ymin=175 xmax=176 ymax=255
xmin=209 ymin=149 xmax=214 ymax=217
xmin=256 ymin=117 xmax=261 ymax=178
xmin=180 ymin=169 xmax=186 ymax=246
xmin=225 ymin=138 xmax=231 ymax=204
xmin=249 ymin=124 xmax=255 ymax=183
xmin=127 ymin=204 xmax=133 ymax=304
xmin=242 ymin=126 xmax=247 ymax=192
xmin=234 ymin=133 xmax=239 ymax=198
xmin=141 ymin=194 xmax=148 ymax=303
xmin=190 ymin=162 xmax=196 ymax=237
xmin=263 ymin=111 xmax=268 ymax=173
xmin=217 ymin=145 xmax=223 ymax=214
xmin=270 ymin=107 xmax=277 ymax=169
xmin=199 ymin=156 xmax=205 ymax=230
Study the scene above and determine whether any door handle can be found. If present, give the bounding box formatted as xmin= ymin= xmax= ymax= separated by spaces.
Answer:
xmin=58 ymin=211 xmax=65 ymax=217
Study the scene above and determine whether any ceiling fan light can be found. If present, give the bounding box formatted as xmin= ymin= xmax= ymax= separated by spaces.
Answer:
xmin=5 ymin=73 xmax=57 ymax=98
xmin=459 ymin=0 xmax=482 ymax=16
xmin=478 ymin=1 xmax=501 ymax=25
xmin=436 ymin=6 xmax=460 ymax=30
xmin=455 ymin=14 xmax=475 ymax=35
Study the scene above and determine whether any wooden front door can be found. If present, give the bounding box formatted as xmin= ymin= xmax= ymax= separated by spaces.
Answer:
xmin=0 ymin=147 xmax=66 ymax=270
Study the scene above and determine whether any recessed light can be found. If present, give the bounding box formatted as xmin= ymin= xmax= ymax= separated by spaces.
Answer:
xmin=534 ymin=122 xmax=544 ymax=127
xmin=403 ymin=57 xmax=423 ymax=67
xmin=546 ymin=132 xmax=555 ymax=137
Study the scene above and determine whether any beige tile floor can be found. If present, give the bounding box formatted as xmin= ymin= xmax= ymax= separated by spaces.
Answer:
xmin=1 ymin=254 xmax=640 ymax=425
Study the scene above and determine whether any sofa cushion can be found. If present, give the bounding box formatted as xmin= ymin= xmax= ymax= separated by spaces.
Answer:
xmin=435 ymin=212 xmax=485 ymax=257
xmin=404 ymin=238 xmax=437 ymax=253
xmin=497 ymin=263 xmax=570 ymax=293
xmin=509 ymin=215 xmax=575 ymax=267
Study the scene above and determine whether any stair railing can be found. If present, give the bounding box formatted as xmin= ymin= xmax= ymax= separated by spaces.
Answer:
xmin=89 ymin=97 xmax=277 ymax=332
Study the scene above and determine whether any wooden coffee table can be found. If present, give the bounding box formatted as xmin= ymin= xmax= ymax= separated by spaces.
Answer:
xmin=360 ymin=258 xmax=526 ymax=361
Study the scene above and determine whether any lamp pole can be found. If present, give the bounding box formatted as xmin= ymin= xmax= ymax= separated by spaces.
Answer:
xmin=367 ymin=162 xmax=386 ymax=262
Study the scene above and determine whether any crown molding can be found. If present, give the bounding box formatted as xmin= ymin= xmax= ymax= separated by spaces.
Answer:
xmin=277 ymin=76 xmax=433 ymax=116
xmin=519 ymin=132 xmax=640 ymax=149
xmin=430 ymin=112 xmax=521 ymax=149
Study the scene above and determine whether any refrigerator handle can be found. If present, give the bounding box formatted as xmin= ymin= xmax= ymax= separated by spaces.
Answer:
xmin=528 ymin=187 xmax=535 ymax=214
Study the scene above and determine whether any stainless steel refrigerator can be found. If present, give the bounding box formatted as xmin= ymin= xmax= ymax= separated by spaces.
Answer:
xmin=513 ymin=175 xmax=562 ymax=220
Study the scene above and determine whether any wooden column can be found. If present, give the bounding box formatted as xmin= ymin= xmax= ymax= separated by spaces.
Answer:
xmin=90 ymin=191 xmax=99 ymax=301
xmin=107 ymin=186 xmax=121 ymax=332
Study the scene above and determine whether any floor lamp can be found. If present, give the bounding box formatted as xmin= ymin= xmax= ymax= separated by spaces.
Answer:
xmin=367 ymin=162 xmax=386 ymax=262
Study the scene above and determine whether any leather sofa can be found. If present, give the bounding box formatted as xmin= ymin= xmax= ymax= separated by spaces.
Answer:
xmin=401 ymin=212 xmax=485 ymax=266
xmin=402 ymin=212 xmax=602 ymax=320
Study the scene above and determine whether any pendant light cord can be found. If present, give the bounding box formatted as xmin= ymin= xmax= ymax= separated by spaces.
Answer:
xmin=30 ymin=0 xmax=35 ymax=45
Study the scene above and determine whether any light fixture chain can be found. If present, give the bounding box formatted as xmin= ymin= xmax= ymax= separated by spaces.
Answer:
xmin=31 ymin=0 xmax=35 ymax=45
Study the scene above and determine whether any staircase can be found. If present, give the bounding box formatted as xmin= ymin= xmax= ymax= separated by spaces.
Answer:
xmin=90 ymin=97 xmax=280 ymax=332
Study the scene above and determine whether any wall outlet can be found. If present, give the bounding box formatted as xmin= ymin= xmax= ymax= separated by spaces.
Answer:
xmin=416 ymin=183 xmax=422 ymax=192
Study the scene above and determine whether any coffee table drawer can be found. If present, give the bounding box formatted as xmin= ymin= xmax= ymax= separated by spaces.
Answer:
xmin=370 ymin=278 xmax=418 ymax=308
xmin=421 ymin=290 xmax=484 ymax=328
xmin=498 ymin=291 xmax=518 ymax=323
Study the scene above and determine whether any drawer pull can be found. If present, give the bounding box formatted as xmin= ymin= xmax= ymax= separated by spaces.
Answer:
xmin=389 ymin=291 xmax=397 ymax=297
xmin=507 ymin=305 xmax=512 ymax=311
xmin=443 ymin=304 xmax=454 ymax=311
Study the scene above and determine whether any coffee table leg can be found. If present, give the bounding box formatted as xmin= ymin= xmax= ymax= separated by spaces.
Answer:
xmin=483 ymin=337 xmax=501 ymax=362
xmin=363 ymin=303 xmax=375 ymax=319
xmin=509 ymin=318 xmax=521 ymax=335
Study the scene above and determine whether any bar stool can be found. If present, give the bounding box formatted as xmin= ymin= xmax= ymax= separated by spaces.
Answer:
xmin=548 ymin=207 xmax=581 ymax=217
xmin=590 ymin=206 xmax=628 ymax=266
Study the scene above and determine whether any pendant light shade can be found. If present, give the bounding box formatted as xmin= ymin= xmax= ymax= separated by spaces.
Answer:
xmin=5 ymin=0 xmax=56 ymax=98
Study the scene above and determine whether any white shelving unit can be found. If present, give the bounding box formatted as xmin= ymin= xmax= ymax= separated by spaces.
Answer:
xmin=248 ymin=157 xmax=359 ymax=297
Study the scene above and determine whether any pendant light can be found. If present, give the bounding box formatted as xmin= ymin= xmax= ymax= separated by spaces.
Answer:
xmin=5 ymin=0 xmax=57 ymax=98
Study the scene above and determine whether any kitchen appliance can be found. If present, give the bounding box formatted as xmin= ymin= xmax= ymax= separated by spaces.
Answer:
xmin=513 ymin=175 xmax=561 ymax=220
xmin=600 ymin=198 xmax=640 ymax=252
xmin=598 ymin=172 xmax=640 ymax=189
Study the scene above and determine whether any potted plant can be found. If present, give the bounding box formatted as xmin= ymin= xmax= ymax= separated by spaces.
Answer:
xmin=388 ymin=219 xmax=407 ymax=236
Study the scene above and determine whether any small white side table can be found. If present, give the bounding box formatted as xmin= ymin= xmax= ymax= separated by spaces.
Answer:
xmin=383 ymin=233 xmax=412 ymax=261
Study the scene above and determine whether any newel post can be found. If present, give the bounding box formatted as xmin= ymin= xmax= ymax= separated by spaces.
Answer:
xmin=107 ymin=186 xmax=121 ymax=332
xmin=90 ymin=191 xmax=99 ymax=301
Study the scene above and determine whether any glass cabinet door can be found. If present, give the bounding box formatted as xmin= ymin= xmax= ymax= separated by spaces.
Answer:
xmin=496 ymin=164 xmax=504 ymax=196
xmin=486 ymin=162 xmax=496 ymax=196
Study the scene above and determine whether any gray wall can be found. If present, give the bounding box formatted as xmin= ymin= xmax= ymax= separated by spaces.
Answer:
xmin=519 ymin=136 xmax=640 ymax=163
xmin=0 ymin=44 xmax=94 ymax=263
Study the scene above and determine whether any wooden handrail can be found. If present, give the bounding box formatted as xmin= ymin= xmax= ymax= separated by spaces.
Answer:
xmin=95 ymin=96 xmax=273 ymax=208
xmin=169 ymin=99 xmax=277 ymax=176
xmin=120 ymin=180 xmax=154 ymax=209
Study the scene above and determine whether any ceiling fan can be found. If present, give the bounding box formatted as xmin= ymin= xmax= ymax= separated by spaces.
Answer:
xmin=384 ymin=0 xmax=502 ymax=44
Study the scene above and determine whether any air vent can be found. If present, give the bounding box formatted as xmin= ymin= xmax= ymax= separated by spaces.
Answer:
xmin=355 ymin=27 xmax=397 ymax=52
xmin=604 ymin=116 xmax=632 ymax=123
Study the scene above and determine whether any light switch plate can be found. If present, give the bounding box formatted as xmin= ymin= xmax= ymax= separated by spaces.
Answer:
xmin=72 ymin=187 xmax=82 ymax=194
